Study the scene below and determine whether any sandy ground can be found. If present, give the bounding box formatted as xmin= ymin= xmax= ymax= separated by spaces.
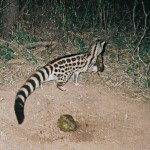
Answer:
xmin=0 ymin=74 xmax=150 ymax=150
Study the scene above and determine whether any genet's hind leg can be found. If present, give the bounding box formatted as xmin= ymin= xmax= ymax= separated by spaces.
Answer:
xmin=56 ymin=74 xmax=73 ymax=91
xmin=57 ymin=81 xmax=67 ymax=91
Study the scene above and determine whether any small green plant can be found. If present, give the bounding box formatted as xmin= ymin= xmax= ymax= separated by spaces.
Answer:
xmin=9 ymin=31 xmax=37 ymax=45
xmin=146 ymin=79 xmax=150 ymax=88
xmin=139 ymin=39 xmax=150 ymax=64
xmin=23 ymin=53 xmax=38 ymax=63
xmin=75 ymin=37 xmax=85 ymax=53
xmin=0 ymin=44 xmax=14 ymax=61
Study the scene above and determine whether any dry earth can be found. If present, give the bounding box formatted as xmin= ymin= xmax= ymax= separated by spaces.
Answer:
xmin=0 ymin=72 xmax=150 ymax=150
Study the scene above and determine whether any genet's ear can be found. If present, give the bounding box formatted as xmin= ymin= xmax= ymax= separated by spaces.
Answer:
xmin=100 ymin=41 xmax=107 ymax=55
xmin=101 ymin=41 xmax=106 ymax=48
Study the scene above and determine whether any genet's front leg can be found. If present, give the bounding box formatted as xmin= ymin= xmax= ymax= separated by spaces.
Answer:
xmin=73 ymin=71 xmax=80 ymax=86
xmin=87 ymin=66 xmax=98 ymax=73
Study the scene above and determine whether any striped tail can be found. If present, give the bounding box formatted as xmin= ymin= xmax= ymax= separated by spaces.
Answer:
xmin=14 ymin=65 xmax=51 ymax=124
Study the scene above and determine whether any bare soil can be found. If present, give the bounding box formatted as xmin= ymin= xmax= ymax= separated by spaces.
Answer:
xmin=0 ymin=72 xmax=150 ymax=150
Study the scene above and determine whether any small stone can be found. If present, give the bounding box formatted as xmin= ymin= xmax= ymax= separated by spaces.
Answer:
xmin=57 ymin=114 xmax=77 ymax=132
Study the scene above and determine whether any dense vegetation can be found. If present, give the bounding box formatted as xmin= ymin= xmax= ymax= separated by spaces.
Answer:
xmin=0 ymin=0 xmax=150 ymax=92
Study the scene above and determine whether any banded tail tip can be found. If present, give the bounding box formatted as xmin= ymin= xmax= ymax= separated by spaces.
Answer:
xmin=14 ymin=98 xmax=25 ymax=124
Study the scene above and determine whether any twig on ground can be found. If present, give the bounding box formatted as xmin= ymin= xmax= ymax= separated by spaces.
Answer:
xmin=0 ymin=38 xmax=22 ymax=51
xmin=0 ymin=39 xmax=57 ymax=54
xmin=23 ymin=41 xmax=57 ymax=49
